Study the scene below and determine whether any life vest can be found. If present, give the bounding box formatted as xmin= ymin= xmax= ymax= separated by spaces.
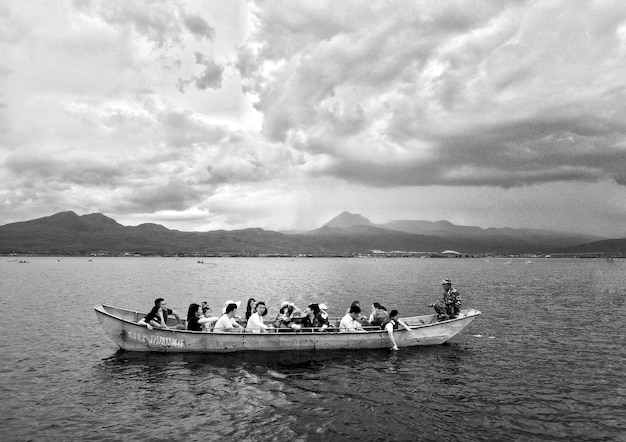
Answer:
xmin=380 ymin=317 xmax=398 ymax=330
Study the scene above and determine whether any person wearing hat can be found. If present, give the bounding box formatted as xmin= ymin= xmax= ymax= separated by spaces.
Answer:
xmin=273 ymin=304 xmax=301 ymax=331
xmin=318 ymin=303 xmax=335 ymax=329
xmin=428 ymin=278 xmax=462 ymax=321
xmin=222 ymin=300 xmax=241 ymax=314
xmin=280 ymin=301 xmax=302 ymax=316
xmin=318 ymin=303 xmax=329 ymax=321
xmin=301 ymin=303 xmax=329 ymax=331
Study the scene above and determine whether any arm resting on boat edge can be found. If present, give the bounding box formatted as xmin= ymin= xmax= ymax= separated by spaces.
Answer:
xmin=137 ymin=318 xmax=153 ymax=330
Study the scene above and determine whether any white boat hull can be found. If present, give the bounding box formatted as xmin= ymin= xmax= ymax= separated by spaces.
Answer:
xmin=94 ymin=304 xmax=481 ymax=353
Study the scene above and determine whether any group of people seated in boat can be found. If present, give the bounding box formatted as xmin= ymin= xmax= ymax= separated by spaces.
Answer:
xmin=137 ymin=277 xmax=461 ymax=346
xmin=138 ymin=297 xmax=409 ymax=335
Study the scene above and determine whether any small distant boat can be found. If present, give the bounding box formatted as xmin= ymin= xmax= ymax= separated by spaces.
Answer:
xmin=525 ymin=260 xmax=533 ymax=264
xmin=94 ymin=304 xmax=481 ymax=353
xmin=505 ymin=261 xmax=512 ymax=265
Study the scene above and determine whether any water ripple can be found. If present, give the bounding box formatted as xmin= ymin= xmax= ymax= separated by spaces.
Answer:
xmin=1 ymin=257 xmax=626 ymax=441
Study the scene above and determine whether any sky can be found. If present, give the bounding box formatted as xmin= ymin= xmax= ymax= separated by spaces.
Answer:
xmin=1 ymin=0 xmax=626 ymax=238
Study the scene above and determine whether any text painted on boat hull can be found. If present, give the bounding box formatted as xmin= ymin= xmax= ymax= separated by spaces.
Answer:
xmin=126 ymin=330 xmax=185 ymax=349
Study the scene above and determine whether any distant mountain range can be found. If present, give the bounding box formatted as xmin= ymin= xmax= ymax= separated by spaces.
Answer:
xmin=0 ymin=210 xmax=623 ymax=256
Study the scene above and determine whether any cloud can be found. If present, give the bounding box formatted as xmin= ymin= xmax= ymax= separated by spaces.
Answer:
xmin=183 ymin=13 xmax=216 ymax=41
xmin=192 ymin=52 xmax=224 ymax=90
xmin=237 ymin=0 xmax=626 ymax=189
xmin=123 ymin=179 xmax=203 ymax=212
xmin=73 ymin=0 xmax=214 ymax=47
xmin=5 ymin=154 xmax=124 ymax=189
xmin=73 ymin=0 xmax=224 ymax=93
xmin=176 ymin=52 xmax=224 ymax=92
xmin=1 ymin=1 xmax=626 ymax=238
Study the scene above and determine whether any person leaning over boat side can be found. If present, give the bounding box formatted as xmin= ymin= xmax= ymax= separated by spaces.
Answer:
xmin=246 ymin=301 xmax=272 ymax=333
xmin=245 ymin=298 xmax=256 ymax=322
xmin=301 ymin=303 xmax=330 ymax=331
xmin=369 ymin=302 xmax=388 ymax=326
xmin=428 ymin=278 xmax=462 ymax=321
xmin=138 ymin=298 xmax=184 ymax=330
xmin=381 ymin=309 xmax=412 ymax=351
xmin=213 ymin=303 xmax=244 ymax=332
xmin=186 ymin=303 xmax=214 ymax=331
xmin=339 ymin=305 xmax=366 ymax=332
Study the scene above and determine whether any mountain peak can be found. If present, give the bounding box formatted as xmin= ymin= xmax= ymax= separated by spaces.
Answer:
xmin=21 ymin=211 xmax=124 ymax=232
xmin=323 ymin=211 xmax=372 ymax=228
xmin=81 ymin=213 xmax=124 ymax=228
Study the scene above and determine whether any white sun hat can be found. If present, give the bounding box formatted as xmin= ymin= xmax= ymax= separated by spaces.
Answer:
xmin=222 ymin=300 xmax=241 ymax=313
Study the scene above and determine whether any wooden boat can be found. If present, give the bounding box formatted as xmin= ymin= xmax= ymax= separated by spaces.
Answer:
xmin=94 ymin=304 xmax=481 ymax=353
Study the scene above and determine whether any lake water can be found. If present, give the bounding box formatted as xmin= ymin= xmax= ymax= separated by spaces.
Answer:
xmin=1 ymin=257 xmax=625 ymax=441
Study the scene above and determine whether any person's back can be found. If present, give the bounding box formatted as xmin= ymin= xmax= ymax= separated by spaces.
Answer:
xmin=144 ymin=305 xmax=162 ymax=324
xmin=213 ymin=314 xmax=233 ymax=331
xmin=370 ymin=308 xmax=388 ymax=326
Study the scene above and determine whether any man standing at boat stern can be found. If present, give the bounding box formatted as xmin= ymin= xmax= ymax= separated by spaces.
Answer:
xmin=428 ymin=278 xmax=462 ymax=321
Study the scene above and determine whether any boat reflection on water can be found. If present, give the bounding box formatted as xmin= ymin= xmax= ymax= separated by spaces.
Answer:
xmin=100 ymin=346 xmax=395 ymax=370
xmin=93 ymin=346 xmax=474 ymax=440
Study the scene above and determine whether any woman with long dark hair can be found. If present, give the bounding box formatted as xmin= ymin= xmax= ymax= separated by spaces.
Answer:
xmin=301 ymin=303 xmax=329 ymax=331
xmin=186 ymin=303 xmax=213 ymax=331
xmin=245 ymin=298 xmax=257 ymax=321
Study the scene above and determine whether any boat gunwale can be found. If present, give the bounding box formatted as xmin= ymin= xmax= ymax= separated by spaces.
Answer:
xmin=94 ymin=304 xmax=481 ymax=336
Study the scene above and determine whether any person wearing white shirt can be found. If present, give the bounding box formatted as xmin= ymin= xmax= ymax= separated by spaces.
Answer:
xmin=214 ymin=303 xmax=244 ymax=332
xmin=339 ymin=305 xmax=366 ymax=332
xmin=246 ymin=301 xmax=272 ymax=333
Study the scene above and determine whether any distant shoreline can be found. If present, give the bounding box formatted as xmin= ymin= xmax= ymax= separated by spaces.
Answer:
xmin=2 ymin=252 xmax=620 ymax=259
